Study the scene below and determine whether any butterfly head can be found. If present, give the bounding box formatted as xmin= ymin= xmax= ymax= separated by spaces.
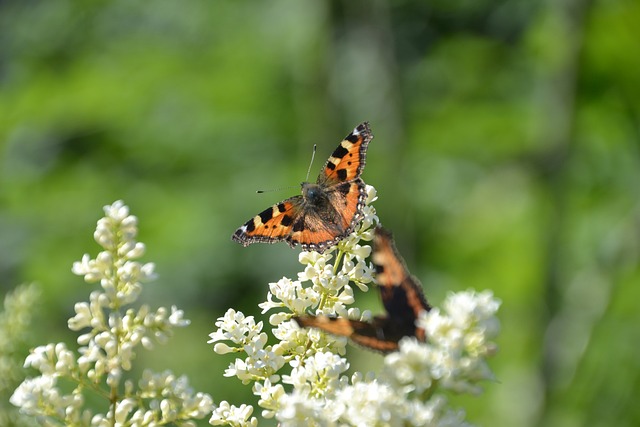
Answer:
xmin=301 ymin=182 xmax=326 ymax=206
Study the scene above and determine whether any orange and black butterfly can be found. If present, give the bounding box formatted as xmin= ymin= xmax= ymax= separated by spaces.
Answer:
xmin=294 ymin=226 xmax=431 ymax=353
xmin=232 ymin=122 xmax=373 ymax=253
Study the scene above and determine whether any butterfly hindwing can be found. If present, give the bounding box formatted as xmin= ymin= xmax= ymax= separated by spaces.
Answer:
xmin=232 ymin=122 xmax=372 ymax=253
xmin=349 ymin=325 xmax=402 ymax=353
xmin=293 ymin=315 xmax=400 ymax=353
xmin=324 ymin=180 xmax=367 ymax=231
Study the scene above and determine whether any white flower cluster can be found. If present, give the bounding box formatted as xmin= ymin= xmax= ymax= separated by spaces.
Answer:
xmin=209 ymin=185 xmax=502 ymax=427
xmin=10 ymin=200 xmax=213 ymax=426
xmin=269 ymin=288 xmax=500 ymax=427
xmin=280 ymin=375 xmax=470 ymax=427
xmin=380 ymin=289 xmax=500 ymax=415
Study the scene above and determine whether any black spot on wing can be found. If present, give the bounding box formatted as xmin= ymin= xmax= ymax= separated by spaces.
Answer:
xmin=337 ymin=183 xmax=351 ymax=196
xmin=281 ymin=214 xmax=293 ymax=226
xmin=337 ymin=169 xmax=347 ymax=180
xmin=332 ymin=144 xmax=349 ymax=159
xmin=244 ymin=220 xmax=255 ymax=232
xmin=259 ymin=208 xmax=273 ymax=225
xmin=277 ymin=203 xmax=287 ymax=213
xmin=326 ymin=162 xmax=336 ymax=171
xmin=293 ymin=220 xmax=305 ymax=232
xmin=346 ymin=133 xmax=359 ymax=143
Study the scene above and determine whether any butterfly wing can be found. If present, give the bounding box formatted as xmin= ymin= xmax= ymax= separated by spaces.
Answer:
xmin=373 ymin=227 xmax=430 ymax=341
xmin=231 ymin=196 xmax=305 ymax=247
xmin=287 ymin=180 xmax=367 ymax=252
xmin=323 ymin=180 xmax=367 ymax=231
xmin=293 ymin=315 xmax=400 ymax=354
xmin=317 ymin=122 xmax=373 ymax=187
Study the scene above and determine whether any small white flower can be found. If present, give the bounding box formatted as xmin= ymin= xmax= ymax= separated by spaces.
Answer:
xmin=275 ymin=391 xmax=329 ymax=426
xmin=10 ymin=375 xmax=55 ymax=411
xmin=260 ymin=277 xmax=320 ymax=315
xmin=211 ymin=310 xmax=285 ymax=385
xmin=283 ymin=351 xmax=349 ymax=398
xmin=254 ymin=380 xmax=286 ymax=418
xmin=161 ymin=398 xmax=176 ymax=421
xmin=104 ymin=200 xmax=130 ymax=222
xmin=213 ymin=342 xmax=236 ymax=355
xmin=208 ymin=309 xmax=264 ymax=347
xmin=185 ymin=392 xmax=216 ymax=418
xmin=334 ymin=380 xmax=408 ymax=426
xmin=72 ymin=254 xmax=103 ymax=282
xmin=10 ymin=374 xmax=83 ymax=420
xmin=364 ymin=184 xmax=377 ymax=206
xmin=210 ymin=401 xmax=258 ymax=427
xmin=383 ymin=337 xmax=435 ymax=395
xmin=114 ymin=398 xmax=136 ymax=423
xmin=68 ymin=302 xmax=92 ymax=330
xmin=118 ymin=241 xmax=145 ymax=260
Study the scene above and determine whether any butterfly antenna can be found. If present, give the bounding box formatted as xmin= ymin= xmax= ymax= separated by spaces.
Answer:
xmin=256 ymin=144 xmax=317 ymax=193
xmin=305 ymin=144 xmax=317 ymax=182
xmin=256 ymin=185 xmax=297 ymax=194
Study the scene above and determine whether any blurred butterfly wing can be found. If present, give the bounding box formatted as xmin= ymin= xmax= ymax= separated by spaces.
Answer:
xmin=349 ymin=324 xmax=401 ymax=353
xmin=293 ymin=315 xmax=400 ymax=354
xmin=373 ymin=227 xmax=430 ymax=340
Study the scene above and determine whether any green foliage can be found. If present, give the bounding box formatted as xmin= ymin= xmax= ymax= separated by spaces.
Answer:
xmin=1 ymin=0 xmax=639 ymax=425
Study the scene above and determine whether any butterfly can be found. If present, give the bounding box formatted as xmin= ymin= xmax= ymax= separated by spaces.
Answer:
xmin=294 ymin=226 xmax=431 ymax=353
xmin=232 ymin=122 xmax=373 ymax=253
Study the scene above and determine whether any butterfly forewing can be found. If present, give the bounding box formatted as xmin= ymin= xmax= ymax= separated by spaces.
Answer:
xmin=317 ymin=122 xmax=372 ymax=186
xmin=232 ymin=196 xmax=304 ymax=246
xmin=373 ymin=227 xmax=430 ymax=319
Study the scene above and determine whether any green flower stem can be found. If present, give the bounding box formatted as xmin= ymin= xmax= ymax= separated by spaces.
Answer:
xmin=316 ymin=248 xmax=345 ymax=313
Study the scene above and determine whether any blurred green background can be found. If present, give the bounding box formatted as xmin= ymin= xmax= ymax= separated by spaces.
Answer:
xmin=2 ymin=0 xmax=639 ymax=425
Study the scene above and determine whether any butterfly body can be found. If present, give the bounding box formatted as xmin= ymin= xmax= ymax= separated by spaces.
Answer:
xmin=232 ymin=122 xmax=372 ymax=253
xmin=294 ymin=226 xmax=431 ymax=353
